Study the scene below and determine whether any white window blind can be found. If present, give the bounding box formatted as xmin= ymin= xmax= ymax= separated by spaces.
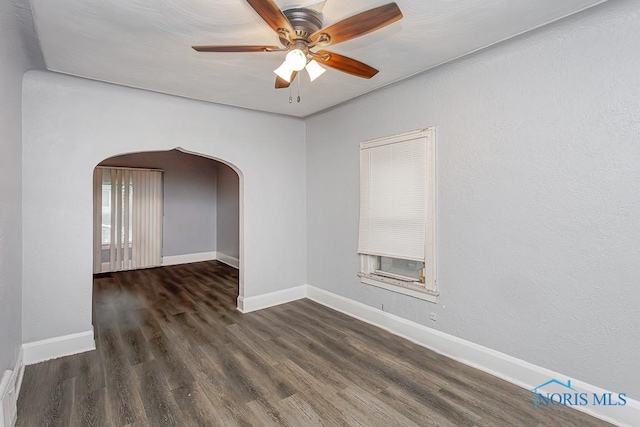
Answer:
xmin=358 ymin=130 xmax=429 ymax=262
xmin=93 ymin=167 xmax=163 ymax=273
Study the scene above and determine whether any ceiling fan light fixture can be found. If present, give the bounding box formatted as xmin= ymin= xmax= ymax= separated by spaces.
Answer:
xmin=305 ymin=59 xmax=326 ymax=82
xmin=274 ymin=61 xmax=294 ymax=82
xmin=285 ymin=48 xmax=307 ymax=71
xmin=193 ymin=1 xmax=403 ymax=91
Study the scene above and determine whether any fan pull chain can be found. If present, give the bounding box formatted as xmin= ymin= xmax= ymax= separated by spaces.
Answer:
xmin=289 ymin=84 xmax=292 ymax=103
xmin=297 ymin=76 xmax=301 ymax=103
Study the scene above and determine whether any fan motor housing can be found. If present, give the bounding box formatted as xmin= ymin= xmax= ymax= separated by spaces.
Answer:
xmin=283 ymin=8 xmax=323 ymax=41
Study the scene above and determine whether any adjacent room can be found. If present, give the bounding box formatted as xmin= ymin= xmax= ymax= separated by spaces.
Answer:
xmin=93 ymin=149 xmax=240 ymax=274
xmin=1 ymin=0 xmax=638 ymax=426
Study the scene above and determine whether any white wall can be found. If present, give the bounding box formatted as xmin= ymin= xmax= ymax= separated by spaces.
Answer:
xmin=101 ymin=150 xmax=218 ymax=257
xmin=22 ymin=71 xmax=306 ymax=343
xmin=306 ymin=0 xmax=640 ymax=400
xmin=0 ymin=0 xmax=44 ymax=371
xmin=216 ymin=163 xmax=240 ymax=260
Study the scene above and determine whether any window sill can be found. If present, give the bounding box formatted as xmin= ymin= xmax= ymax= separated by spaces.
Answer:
xmin=358 ymin=273 xmax=439 ymax=303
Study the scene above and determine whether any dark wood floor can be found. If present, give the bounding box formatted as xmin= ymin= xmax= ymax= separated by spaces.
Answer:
xmin=17 ymin=261 xmax=610 ymax=426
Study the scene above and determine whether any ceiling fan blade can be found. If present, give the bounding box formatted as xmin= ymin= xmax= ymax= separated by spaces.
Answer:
xmin=275 ymin=71 xmax=298 ymax=89
xmin=316 ymin=50 xmax=378 ymax=78
xmin=311 ymin=3 xmax=402 ymax=46
xmin=192 ymin=45 xmax=279 ymax=53
xmin=246 ymin=0 xmax=295 ymax=36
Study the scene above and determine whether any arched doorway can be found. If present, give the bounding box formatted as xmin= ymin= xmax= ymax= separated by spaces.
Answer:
xmin=92 ymin=148 xmax=243 ymax=308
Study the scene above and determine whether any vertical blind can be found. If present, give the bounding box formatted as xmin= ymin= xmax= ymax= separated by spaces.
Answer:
xmin=358 ymin=132 xmax=428 ymax=262
xmin=131 ymin=169 xmax=163 ymax=270
xmin=93 ymin=167 xmax=163 ymax=273
xmin=92 ymin=169 xmax=103 ymax=273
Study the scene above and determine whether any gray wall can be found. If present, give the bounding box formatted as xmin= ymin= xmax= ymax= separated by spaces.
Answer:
xmin=22 ymin=71 xmax=306 ymax=344
xmin=0 ymin=0 xmax=43 ymax=371
xmin=216 ymin=163 xmax=240 ymax=259
xmin=306 ymin=0 xmax=640 ymax=399
xmin=100 ymin=150 xmax=218 ymax=257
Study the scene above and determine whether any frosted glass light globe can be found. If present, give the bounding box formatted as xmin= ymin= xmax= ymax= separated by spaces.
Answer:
xmin=285 ymin=49 xmax=307 ymax=71
xmin=274 ymin=61 xmax=294 ymax=82
xmin=305 ymin=60 xmax=326 ymax=82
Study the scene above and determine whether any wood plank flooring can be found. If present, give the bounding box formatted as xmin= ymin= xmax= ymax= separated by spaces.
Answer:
xmin=17 ymin=261 xmax=611 ymax=426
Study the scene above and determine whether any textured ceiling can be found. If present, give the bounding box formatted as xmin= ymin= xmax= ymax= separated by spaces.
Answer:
xmin=4 ymin=0 xmax=45 ymax=71
xmin=30 ymin=0 xmax=606 ymax=117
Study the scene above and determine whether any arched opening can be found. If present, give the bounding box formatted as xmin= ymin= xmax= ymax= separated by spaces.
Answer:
xmin=91 ymin=148 xmax=243 ymax=312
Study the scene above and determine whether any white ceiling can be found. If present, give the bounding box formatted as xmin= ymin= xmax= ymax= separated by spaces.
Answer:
xmin=30 ymin=0 xmax=606 ymax=117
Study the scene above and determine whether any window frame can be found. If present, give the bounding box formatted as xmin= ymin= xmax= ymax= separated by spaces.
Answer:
xmin=357 ymin=127 xmax=438 ymax=303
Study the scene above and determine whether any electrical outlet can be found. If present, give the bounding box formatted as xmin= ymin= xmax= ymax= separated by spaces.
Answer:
xmin=430 ymin=313 xmax=437 ymax=321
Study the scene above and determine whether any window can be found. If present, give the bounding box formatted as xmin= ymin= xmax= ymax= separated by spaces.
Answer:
xmin=357 ymin=127 xmax=437 ymax=302
xmin=101 ymin=181 xmax=133 ymax=245
xmin=101 ymin=186 xmax=111 ymax=244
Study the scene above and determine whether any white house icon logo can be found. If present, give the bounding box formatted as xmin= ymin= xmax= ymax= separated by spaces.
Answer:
xmin=532 ymin=378 xmax=627 ymax=409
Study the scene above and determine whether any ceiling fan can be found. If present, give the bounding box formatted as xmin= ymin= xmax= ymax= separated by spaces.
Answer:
xmin=192 ymin=0 xmax=403 ymax=89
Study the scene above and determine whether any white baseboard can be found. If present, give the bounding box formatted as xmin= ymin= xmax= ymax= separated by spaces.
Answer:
xmin=306 ymin=285 xmax=639 ymax=427
xmin=0 ymin=348 xmax=24 ymax=427
xmin=100 ymin=250 xmax=233 ymax=271
xmin=22 ymin=329 xmax=95 ymax=365
xmin=162 ymin=251 xmax=217 ymax=266
xmin=237 ymin=285 xmax=306 ymax=314
xmin=216 ymin=252 xmax=239 ymax=269
xmin=99 ymin=251 xmax=217 ymax=271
